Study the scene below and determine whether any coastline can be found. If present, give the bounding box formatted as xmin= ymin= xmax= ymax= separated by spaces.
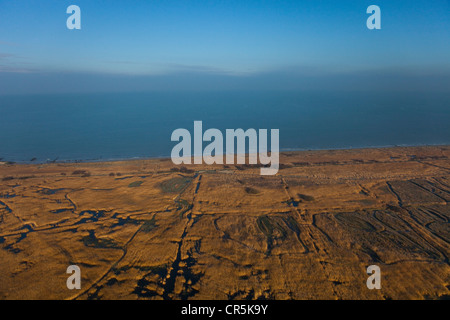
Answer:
xmin=1 ymin=143 xmax=450 ymax=166
xmin=1 ymin=144 xmax=450 ymax=182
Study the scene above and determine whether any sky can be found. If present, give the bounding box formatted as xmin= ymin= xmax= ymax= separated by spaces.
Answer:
xmin=0 ymin=0 xmax=449 ymax=94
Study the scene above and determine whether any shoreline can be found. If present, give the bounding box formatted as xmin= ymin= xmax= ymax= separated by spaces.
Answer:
xmin=1 ymin=143 xmax=450 ymax=166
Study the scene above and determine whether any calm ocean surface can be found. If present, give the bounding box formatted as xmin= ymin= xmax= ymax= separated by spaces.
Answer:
xmin=0 ymin=91 xmax=449 ymax=163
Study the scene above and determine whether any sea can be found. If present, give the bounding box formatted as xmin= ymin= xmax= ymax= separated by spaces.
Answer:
xmin=0 ymin=91 xmax=449 ymax=163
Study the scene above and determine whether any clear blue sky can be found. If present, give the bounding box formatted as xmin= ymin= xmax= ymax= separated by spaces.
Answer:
xmin=0 ymin=0 xmax=449 ymax=93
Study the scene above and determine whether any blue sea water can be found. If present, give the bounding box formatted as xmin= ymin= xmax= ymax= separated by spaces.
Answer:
xmin=0 ymin=91 xmax=449 ymax=163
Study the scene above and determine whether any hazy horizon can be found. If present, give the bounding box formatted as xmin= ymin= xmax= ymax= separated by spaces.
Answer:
xmin=1 ymin=0 xmax=449 ymax=95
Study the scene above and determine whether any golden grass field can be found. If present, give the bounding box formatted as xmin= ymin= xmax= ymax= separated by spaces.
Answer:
xmin=0 ymin=146 xmax=449 ymax=300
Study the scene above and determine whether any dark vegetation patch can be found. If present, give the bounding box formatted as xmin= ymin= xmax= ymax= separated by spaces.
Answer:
xmin=159 ymin=176 xmax=193 ymax=193
xmin=0 ymin=193 xmax=16 ymax=199
xmin=245 ymin=187 xmax=260 ymax=195
xmin=51 ymin=208 xmax=72 ymax=214
xmin=110 ymin=215 xmax=140 ymax=228
xmin=16 ymin=176 xmax=34 ymax=180
xmin=82 ymin=230 xmax=120 ymax=249
xmin=298 ymin=193 xmax=315 ymax=201
xmin=170 ymin=166 xmax=194 ymax=174
xmin=4 ymin=244 xmax=21 ymax=254
xmin=128 ymin=181 xmax=143 ymax=188
xmin=72 ymin=170 xmax=91 ymax=177
xmin=106 ymin=278 xmax=119 ymax=286
xmin=112 ymin=265 xmax=131 ymax=275
xmin=386 ymin=204 xmax=403 ymax=212
xmin=141 ymin=215 xmax=157 ymax=233
xmin=292 ymin=162 xmax=311 ymax=166
xmin=110 ymin=214 xmax=157 ymax=232
xmin=39 ymin=188 xmax=65 ymax=195
xmin=227 ymin=289 xmax=255 ymax=300
xmin=76 ymin=210 xmax=105 ymax=224
xmin=131 ymin=264 xmax=169 ymax=298
xmin=115 ymin=176 xmax=133 ymax=180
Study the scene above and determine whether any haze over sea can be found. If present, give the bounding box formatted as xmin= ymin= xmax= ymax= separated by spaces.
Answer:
xmin=0 ymin=91 xmax=449 ymax=163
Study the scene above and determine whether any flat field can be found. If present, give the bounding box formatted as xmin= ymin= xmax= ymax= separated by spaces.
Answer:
xmin=0 ymin=146 xmax=449 ymax=299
